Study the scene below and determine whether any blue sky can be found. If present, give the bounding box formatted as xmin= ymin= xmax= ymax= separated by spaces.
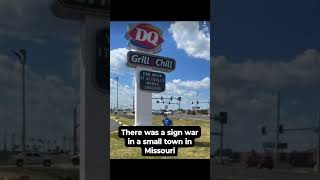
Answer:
xmin=212 ymin=0 xmax=320 ymax=152
xmin=110 ymin=21 xmax=210 ymax=110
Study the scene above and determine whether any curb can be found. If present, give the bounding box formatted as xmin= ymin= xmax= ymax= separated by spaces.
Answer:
xmin=118 ymin=122 xmax=128 ymax=126
xmin=112 ymin=119 xmax=129 ymax=126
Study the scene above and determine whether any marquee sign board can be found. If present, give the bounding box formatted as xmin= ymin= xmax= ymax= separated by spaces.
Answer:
xmin=127 ymin=51 xmax=176 ymax=73
xmin=51 ymin=0 xmax=109 ymax=20
xmin=140 ymin=71 xmax=165 ymax=93
xmin=95 ymin=28 xmax=109 ymax=92
xmin=125 ymin=23 xmax=164 ymax=54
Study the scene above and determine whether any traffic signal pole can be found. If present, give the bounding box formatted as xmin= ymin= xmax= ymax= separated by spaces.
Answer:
xmin=274 ymin=91 xmax=280 ymax=168
xmin=220 ymin=122 xmax=224 ymax=164
xmin=316 ymin=112 xmax=320 ymax=172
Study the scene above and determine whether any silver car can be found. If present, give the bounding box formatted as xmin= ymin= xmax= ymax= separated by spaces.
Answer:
xmin=13 ymin=152 xmax=52 ymax=167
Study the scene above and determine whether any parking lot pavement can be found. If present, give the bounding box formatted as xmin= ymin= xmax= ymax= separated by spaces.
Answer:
xmin=212 ymin=164 xmax=320 ymax=180
xmin=110 ymin=118 xmax=120 ymax=131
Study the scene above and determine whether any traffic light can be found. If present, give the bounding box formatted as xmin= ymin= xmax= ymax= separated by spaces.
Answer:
xmin=197 ymin=101 xmax=199 ymax=104
xmin=163 ymin=101 xmax=164 ymax=104
xmin=279 ymin=125 xmax=284 ymax=134
xmin=261 ymin=126 xmax=267 ymax=135
xmin=169 ymin=102 xmax=171 ymax=104
xmin=178 ymin=97 xmax=181 ymax=101
xmin=192 ymin=101 xmax=193 ymax=104
xmin=161 ymin=96 xmax=163 ymax=100
xmin=170 ymin=96 xmax=173 ymax=101
xmin=220 ymin=112 xmax=227 ymax=124
xmin=157 ymin=100 xmax=159 ymax=103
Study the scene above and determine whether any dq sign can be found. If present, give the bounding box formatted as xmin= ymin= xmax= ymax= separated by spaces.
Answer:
xmin=125 ymin=23 xmax=164 ymax=54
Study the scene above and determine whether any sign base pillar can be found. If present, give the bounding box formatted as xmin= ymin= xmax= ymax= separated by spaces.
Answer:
xmin=134 ymin=67 xmax=152 ymax=126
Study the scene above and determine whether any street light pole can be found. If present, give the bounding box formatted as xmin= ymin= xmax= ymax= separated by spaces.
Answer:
xmin=274 ymin=91 xmax=280 ymax=168
xmin=73 ymin=104 xmax=78 ymax=155
xmin=12 ymin=49 xmax=27 ymax=152
xmin=116 ymin=77 xmax=119 ymax=111
xmin=316 ymin=112 xmax=320 ymax=172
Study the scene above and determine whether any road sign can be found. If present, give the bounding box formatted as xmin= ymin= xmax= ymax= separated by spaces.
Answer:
xmin=140 ymin=71 xmax=165 ymax=93
xmin=127 ymin=51 xmax=176 ymax=72
xmin=95 ymin=28 xmax=109 ymax=92
xmin=125 ymin=23 xmax=164 ymax=54
xmin=51 ymin=0 xmax=109 ymax=20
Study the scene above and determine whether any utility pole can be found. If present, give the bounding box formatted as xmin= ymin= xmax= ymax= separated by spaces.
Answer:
xmin=12 ymin=49 xmax=27 ymax=152
xmin=11 ymin=133 xmax=16 ymax=152
xmin=4 ymin=129 xmax=7 ymax=152
xmin=274 ymin=91 xmax=280 ymax=168
xmin=220 ymin=122 xmax=224 ymax=164
xmin=116 ymin=77 xmax=119 ymax=111
xmin=316 ymin=112 xmax=320 ymax=172
xmin=196 ymin=90 xmax=199 ymax=111
xmin=73 ymin=104 xmax=78 ymax=155
xmin=133 ymin=96 xmax=134 ymax=112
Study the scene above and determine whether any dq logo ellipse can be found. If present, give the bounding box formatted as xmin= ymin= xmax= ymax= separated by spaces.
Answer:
xmin=126 ymin=23 xmax=164 ymax=54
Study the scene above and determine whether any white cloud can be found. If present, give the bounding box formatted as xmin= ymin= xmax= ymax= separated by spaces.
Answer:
xmin=110 ymin=48 xmax=134 ymax=75
xmin=154 ymin=77 xmax=210 ymax=110
xmin=171 ymin=77 xmax=210 ymax=90
xmin=214 ymin=49 xmax=320 ymax=90
xmin=110 ymin=78 xmax=134 ymax=109
xmin=0 ymin=53 xmax=78 ymax=145
xmin=169 ymin=21 xmax=210 ymax=61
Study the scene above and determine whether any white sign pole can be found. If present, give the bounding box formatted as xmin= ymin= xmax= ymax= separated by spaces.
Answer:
xmin=80 ymin=15 xmax=108 ymax=180
xmin=135 ymin=66 xmax=152 ymax=126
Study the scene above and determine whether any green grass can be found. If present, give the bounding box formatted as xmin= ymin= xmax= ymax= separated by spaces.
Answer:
xmin=0 ymin=167 xmax=78 ymax=180
xmin=110 ymin=115 xmax=210 ymax=159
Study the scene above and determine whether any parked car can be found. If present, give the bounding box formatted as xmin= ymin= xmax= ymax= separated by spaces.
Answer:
xmin=247 ymin=155 xmax=259 ymax=167
xmin=71 ymin=154 xmax=79 ymax=166
xmin=214 ymin=156 xmax=232 ymax=165
xmin=257 ymin=156 xmax=274 ymax=169
xmin=246 ymin=154 xmax=274 ymax=169
xmin=289 ymin=152 xmax=316 ymax=167
xmin=152 ymin=110 xmax=162 ymax=115
xmin=13 ymin=152 xmax=52 ymax=167
xmin=163 ymin=111 xmax=172 ymax=115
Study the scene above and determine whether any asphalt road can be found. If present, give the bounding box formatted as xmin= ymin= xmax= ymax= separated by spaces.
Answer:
xmin=0 ymin=163 xmax=76 ymax=169
xmin=171 ymin=114 xmax=210 ymax=121
xmin=110 ymin=119 xmax=120 ymax=131
xmin=212 ymin=164 xmax=320 ymax=180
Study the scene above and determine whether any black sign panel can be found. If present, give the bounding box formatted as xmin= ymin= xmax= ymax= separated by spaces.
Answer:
xmin=51 ymin=0 xmax=109 ymax=19
xmin=127 ymin=51 xmax=176 ymax=73
xmin=60 ymin=0 xmax=109 ymax=10
xmin=140 ymin=71 xmax=165 ymax=93
xmin=96 ymin=28 xmax=109 ymax=93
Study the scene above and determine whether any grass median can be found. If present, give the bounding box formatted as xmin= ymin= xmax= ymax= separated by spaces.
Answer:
xmin=110 ymin=115 xmax=210 ymax=159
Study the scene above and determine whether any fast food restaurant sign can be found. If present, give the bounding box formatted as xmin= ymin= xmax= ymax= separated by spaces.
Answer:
xmin=127 ymin=51 xmax=176 ymax=73
xmin=140 ymin=71 xmax=165 ymax=92
xmin=125 ymin=23 xmax=164 ymax=54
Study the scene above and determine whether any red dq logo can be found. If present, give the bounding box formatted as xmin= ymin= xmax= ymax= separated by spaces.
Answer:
xmin=126 ymin=23 xmax=164 ymax=54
